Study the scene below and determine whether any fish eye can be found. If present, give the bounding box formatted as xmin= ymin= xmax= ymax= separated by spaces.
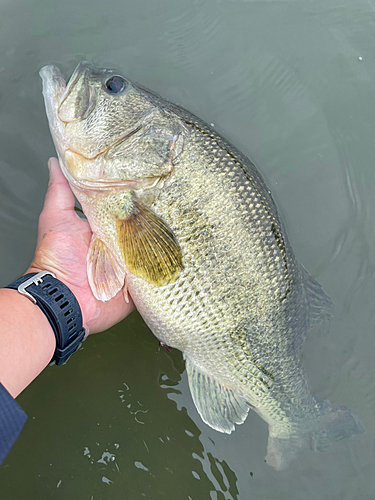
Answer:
xmin=104 ymin=76 xmax=126 ymax=94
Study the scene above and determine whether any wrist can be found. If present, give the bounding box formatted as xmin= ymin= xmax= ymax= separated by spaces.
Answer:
xmin=0 ymin=287 xmax=56 ymax=397
xmin=26 ymin=265 xmax=90 ymax=332
xmin=12 ymin=270 xmax=87 ymax=363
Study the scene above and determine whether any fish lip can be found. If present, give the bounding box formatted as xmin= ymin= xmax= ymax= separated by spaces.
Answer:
xmin=60 ymin=122 xmax=145 ymax=190
xmin=57 ymin=62 xmax=98 ymax=123
xmin=70 ymin=176 xmax=162 ymax=193
xmin=40 ymin=65 xmax=70 ymax=178
xmin=40 ymin=65 xmax=67 ymax=111
xmin=40 ymin=65 xmax=67 ymax=89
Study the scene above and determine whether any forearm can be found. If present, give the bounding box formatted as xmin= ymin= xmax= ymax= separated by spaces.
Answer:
xmin=0 ymin=288 xmax=56 ymax=398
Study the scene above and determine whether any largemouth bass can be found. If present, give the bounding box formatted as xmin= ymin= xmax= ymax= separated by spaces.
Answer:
xmin=40 ymin=62 xmax=363 ymax=469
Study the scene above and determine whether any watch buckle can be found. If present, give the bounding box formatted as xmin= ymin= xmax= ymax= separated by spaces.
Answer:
xmin=18 ymin=271 xmax=56 ymax=304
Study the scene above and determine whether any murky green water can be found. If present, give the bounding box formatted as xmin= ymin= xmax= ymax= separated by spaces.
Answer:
xmin=1 ymin=0 xmax=375 ymax=498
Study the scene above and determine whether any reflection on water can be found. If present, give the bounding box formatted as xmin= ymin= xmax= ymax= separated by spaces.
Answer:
xmin=1 ymin=0 xmax=375 ymax=498
xmin=160 ymin=373 xmax=240 ymax=500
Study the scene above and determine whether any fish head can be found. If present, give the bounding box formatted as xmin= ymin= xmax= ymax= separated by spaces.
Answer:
xmin=40 ymin=62 xmax=185 ymax=295
xmin=40 ymin=62 xmax=178 ymax=192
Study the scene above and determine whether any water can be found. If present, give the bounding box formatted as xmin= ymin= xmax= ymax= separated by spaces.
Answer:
xmin=1 ymin=0 xmax=375 ymax=498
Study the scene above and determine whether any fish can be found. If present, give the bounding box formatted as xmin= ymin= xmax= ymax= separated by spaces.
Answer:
xmin=40 ymin=62 xmax=363 ymax=470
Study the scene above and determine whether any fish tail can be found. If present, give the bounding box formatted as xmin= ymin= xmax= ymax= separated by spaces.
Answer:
xmin=265 ymin=401 xmax=364 ymax=470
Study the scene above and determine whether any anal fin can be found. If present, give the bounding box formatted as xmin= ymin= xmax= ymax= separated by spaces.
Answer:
xmin=87 ymin=235 xmax=125 ymax=302
xmin=185 ymin=357 xmax=249 ymax=434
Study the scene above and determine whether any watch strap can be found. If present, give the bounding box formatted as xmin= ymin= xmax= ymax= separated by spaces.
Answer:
xmin=5 ymin=271 xmax=86 ymax=365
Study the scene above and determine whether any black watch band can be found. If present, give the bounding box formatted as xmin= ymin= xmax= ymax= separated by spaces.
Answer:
xmin=5 ymin=271 xmax=86 ymax=365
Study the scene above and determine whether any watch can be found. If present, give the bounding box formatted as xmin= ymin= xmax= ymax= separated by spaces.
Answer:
xmin=5 ymin=271 xmax=86 ymax=365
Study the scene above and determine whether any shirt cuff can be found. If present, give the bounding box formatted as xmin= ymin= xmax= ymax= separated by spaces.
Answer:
xmin=0 ymin=381 xmax=27 ymax=465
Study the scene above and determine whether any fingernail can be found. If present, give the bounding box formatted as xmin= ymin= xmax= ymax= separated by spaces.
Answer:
xmin=47 ymin=158 xmax=52 ymax=172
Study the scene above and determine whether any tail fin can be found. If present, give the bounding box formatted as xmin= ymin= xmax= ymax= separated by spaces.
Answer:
xmin=265 ymin=402 xmax=364 ymax=470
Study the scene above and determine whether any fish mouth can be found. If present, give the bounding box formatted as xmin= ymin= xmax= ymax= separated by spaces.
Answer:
xmin=71 ymin=175 xmax=161 ymax=192
xmin=40 ymin=65 xmax=67 ymax=137
xmin=40 ymin=64 xmax=67 ymax=102
xmin=40 ymin=64 xmax=156 ymax=193
xmin=40 ymin=64 xmax=71 ymax=180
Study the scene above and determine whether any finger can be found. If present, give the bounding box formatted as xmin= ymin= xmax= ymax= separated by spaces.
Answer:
xmin=43 ymin=157 xmax=75 ymax=214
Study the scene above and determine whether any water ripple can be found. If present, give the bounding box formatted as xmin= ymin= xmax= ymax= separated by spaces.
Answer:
xmin=164 ymin=5 xmax=224 ymax=69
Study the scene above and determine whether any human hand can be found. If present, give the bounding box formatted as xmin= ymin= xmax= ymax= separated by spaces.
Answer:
xmin=27 ymin=157 xmax=134 ymax=334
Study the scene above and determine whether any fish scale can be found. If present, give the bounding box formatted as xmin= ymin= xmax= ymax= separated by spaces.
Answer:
xmin=135 ymin=126 xmax=315 ymax=409
xmin=40 ymin=62 xmax=363 ymax=470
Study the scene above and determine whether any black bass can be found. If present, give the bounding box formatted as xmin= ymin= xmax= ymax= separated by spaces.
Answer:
xmin=40 ymin=62 xmax=363 ymax=469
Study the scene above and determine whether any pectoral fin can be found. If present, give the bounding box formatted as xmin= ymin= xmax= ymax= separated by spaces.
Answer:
xmin=87 ymin=235 xmax=126 ymax=301
xmin=116 ymin=199 xmax=183 ymax=286
xmin=185 ymin=357 xmax=249 ymax=434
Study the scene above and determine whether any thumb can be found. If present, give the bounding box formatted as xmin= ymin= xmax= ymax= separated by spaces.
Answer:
xmin=43 ymin=157 xmax=75 ymax=213
xmin=36 ymin=158 xmax=77 ymax=247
